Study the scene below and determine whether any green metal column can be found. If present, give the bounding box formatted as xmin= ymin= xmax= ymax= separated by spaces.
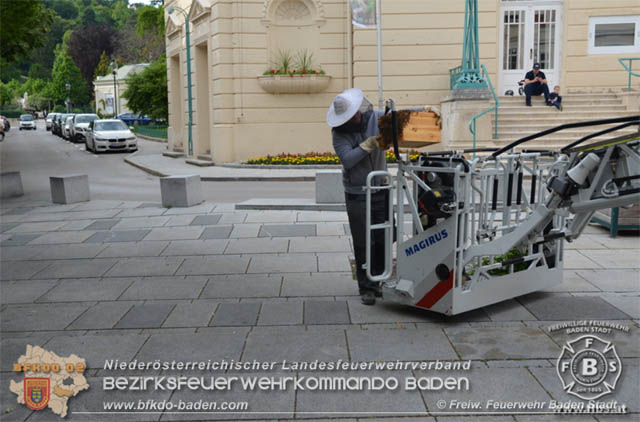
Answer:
xmin=450 ymin=0 xmax=487 ymax=90
xmin=169 ymin=6 xmax=194 ymax=157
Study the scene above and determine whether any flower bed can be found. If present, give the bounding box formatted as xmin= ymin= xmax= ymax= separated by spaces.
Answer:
xmin=246 ymin=151 xmax=420 ymax=165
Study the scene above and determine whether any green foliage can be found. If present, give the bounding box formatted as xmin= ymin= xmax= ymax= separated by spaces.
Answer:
xmin=136 ymin=5 xmax=164 ymax=38
xmin=264 ymin=49 xmax=325 ymax=75
xmin=0 ymin=0 xmax=55 ymax=63
xmin=93 ymin=51 xmax=112 ymax=80
xmin=53 ymin=104 xmax=66 ymax=112
xmin=478 ymin=248 xmax=529 ymax=276
xmin=121 ymin=56 xmax=167 ymax=121
xmin=112 ymin=0 xmax=134 ymax=29
xmin=49 ymin=45 xmax=90 ymax=105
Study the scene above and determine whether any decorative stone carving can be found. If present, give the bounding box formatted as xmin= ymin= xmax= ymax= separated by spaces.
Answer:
xmin=188 ymin=0 xmax=211 ymax=24
xmin=165 ymin=14 xmax=182 ymax=39
xmin=261 ymin=0 xmax=325 ymax=27
xmin=276 ymin=0 xmax=311 ymax=22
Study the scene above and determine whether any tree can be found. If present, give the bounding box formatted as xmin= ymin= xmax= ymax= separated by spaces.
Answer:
xmin=0 ymin=0 xmax=54 ymax=63
xmin=67 ymin=25 xmax=117 ymax=94
xmin=93 ymin=51 xmax=112 ymax=80
xmin=136 ymin=5 xmax=164 ymax=38
xmin=49 ymin=45 xmax=89 ymax=106
xmin=121 ymin=56 xmax=168 ymax=120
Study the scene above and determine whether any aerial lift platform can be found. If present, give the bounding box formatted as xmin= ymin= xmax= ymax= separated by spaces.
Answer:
xmin=366 ymin=108 xmax=640 ymax=315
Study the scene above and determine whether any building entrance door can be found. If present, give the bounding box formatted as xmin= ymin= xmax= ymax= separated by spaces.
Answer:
xmin=498 ymin=2 xmax=562 ymax=95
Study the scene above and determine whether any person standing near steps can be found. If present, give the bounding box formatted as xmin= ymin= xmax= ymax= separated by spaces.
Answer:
xmin=327 ymin=88 xmax=388 ymax=306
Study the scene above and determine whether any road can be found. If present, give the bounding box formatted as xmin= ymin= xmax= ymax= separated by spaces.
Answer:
xmin=0 ymin=119 xmax=314 ymax=202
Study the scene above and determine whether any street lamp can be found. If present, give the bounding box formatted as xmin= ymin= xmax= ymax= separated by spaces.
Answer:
xmin=65 ymin=82 xmax=70 ymax=113
xmin=168 ymin=6 xmax=193 ymax=157
xmin=110 ymin=61 xmax=118 ymax=116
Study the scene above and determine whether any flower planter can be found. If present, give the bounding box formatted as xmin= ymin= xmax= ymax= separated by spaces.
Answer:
xmin=257 ymin=74 xmax=331 ymax=94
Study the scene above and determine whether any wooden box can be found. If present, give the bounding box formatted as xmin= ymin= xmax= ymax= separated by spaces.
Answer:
xmin=378 ymin=110 xmax=441 ymax=148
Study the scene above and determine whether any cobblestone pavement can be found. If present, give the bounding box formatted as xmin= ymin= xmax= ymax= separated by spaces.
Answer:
xmin=1 ymin=198 xmax=638 ymax=421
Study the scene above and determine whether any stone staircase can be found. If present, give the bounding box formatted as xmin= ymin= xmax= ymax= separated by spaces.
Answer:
xmin=464 ymin=93 xmax=638 ymax=152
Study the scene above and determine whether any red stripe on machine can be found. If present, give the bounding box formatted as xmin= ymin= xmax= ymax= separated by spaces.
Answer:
xmin=415 ymin=271 xmax=453 ymax=309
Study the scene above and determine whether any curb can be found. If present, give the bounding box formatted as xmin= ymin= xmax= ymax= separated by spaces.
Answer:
xmin=135 ymin=133 xmax=167 ymax=143
xmin=124 ymin=152 xmax=315 ymax=182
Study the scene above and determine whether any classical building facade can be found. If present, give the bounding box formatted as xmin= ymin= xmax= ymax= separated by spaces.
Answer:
xmin=165 ymin=0 xmax=640 ymax=163
xmin=94 ymin=64 xmax=149 ymax=116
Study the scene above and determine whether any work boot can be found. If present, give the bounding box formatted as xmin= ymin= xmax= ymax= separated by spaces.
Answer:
xmin=360 ymin=291 xmax=376 ymax=306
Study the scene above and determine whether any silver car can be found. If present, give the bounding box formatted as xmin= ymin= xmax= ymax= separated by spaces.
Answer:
xmin=85 ymin=119 xmax=137 ymax=153
xmin=70 ymin=113 xmax=99 ymax=143
xmin=19 ymin=114 xmax=36 ymax=130
xmin=62 ymin=115 xmax=75 ymax=139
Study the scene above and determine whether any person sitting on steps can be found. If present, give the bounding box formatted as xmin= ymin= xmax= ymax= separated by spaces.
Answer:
xmin=549 ymin=85 xmax=563 ymax=111
xmin=523 ymin=63 xmax=550 ymax=107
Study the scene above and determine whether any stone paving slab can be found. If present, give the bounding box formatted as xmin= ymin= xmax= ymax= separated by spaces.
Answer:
xmin=160 ymin=239 xmax=228 ymax=256
xmin=176 ymin=256 xmax=249 ymax=275
xmin=579 ymin=249 xmax=640 ymax=269
xmin=242 ymin=326 xmax=348 ymax=362
xmin=68 ymin=301 xmax=137 ymax=330
xmin=30 ymin=230 xmax=97 ymax=244
xmin=0 ymin=260 xmax=51 ymax=280
xmin=106 ymin=257 xmax=185 ymax=277
xmin=38 ymin=278 xmax=134 ymax=302
xmin=85 ymin=229 xmax=151 ymax=243
xmin=0 ymin=233 xmax=41 ymax=246
xmin=444 ymin=325 xmax=561 ymax=360
xmin=119 ymin=276 xmax=208 ymax=300
xmin=280 ymin=272 xmax=359 ymax=297
xmin=135 ymin=328 xmax=249 ymax=362
xmin=1 ymin=303 xmax=91 ymax=331
xmin=200 ymin=225 xmax=233 ymax=239
xmin=518 ymin=292 xmax=632 ymax=320
xmin=111 ymin=216 xmax=171 ymax=229
xmin=162 ymin=301 xmax=218 ymax=328
xmin=257 ymin=301 xmax=303 ymax=325
xmin=247 ymin=253 xmax=317 ymax=273
xmin=37 ymin=258 xmax=119 ymax=279
xmin=347 ymin=325 xmax=458 ymax=361
xmin=97 ymin=241 xmax=169 ymax=258
xmin=0 ymin=279 xmax=58 ymax=303
xmin=209 ymin=302 xmax=261 ymax=326
xmin=202 ymin=274 xmax=282 ymax=298
xmin=225 ymin=237 xmax=289 ymax=254
xmin=304 ymin=300 xmax=350 ymax=324
xmin=85 ymin=219 xmax=121 ymax=230
xmin=115 ymin=303 xmax=175 ymax=329
xmin=295 ymin=370 xmax=426 ymax=418
xmin=258 ymin=224 xmax=316 ymax=237
xmin=576 ymin=269 xmax=640 ymax=292
xmin=190 ymin=214 xmax=222 ymax=225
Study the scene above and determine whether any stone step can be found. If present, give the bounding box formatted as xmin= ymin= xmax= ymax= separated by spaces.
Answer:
xmin=497 ymin=109 xmax=632 ymax=119
xmin=498 ymin=93 xmax=621 ymax=100
xmin=497 ymin=114 xmax=638 ymax=124
xmin=498 ymin=98 xmax=623 ymax=106
xmin=496 ymin=129 xmax=638 ymax=139
xmin=499 ymin=105 xmax=628 ymax=112
xmin=497 ymin=121 xmax=639 ymax=131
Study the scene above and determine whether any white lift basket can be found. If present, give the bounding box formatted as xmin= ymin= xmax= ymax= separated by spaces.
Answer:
xmin=365 ymin=107 xmax=640 ymax=315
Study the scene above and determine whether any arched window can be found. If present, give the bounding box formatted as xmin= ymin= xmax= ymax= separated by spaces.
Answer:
xmin=262 ymin=0 xmax=325 ymax=71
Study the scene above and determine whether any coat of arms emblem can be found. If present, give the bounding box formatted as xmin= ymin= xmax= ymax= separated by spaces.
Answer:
xmin=24 ymin=378 xmax=50 ymax=410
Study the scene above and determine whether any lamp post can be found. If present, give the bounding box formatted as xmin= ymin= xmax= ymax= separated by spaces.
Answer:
xmin=65 ymin=82 xmax=70 ymax=113
xmin=110 ymin=61 xmax=118 ymax=116
xmin=168 ymin=6 xmax=193 ymax=157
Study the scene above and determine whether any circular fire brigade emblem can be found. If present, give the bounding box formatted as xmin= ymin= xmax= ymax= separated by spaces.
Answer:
xmin=556 ymin=335 xmax=622 ymax=400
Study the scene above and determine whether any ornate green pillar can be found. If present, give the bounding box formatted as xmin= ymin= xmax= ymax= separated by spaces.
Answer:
xmin=450 ymin=0 xmax=487 ymax=90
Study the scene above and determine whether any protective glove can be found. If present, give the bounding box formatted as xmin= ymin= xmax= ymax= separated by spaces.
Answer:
xmin=359 ymin=135 xmax=381 ymax=153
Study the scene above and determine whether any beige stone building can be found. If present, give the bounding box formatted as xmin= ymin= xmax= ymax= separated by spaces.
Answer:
xmin=164 ymin=0 xmax=640 ymax=163
xmin=94 ymin=64 xmax=149 ymax=116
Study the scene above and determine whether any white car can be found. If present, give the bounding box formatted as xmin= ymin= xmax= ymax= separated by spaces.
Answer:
xmin=19 ymin=114 xmax=36 ymax=130
xmin=85 ymin=119 xmax=137 ymax=153
xmin=46 ymin=113 xmax=55 ymax=131
xmin=70 ymin=113 xmax=99 ymax=143
xmin=62 ymin=115 xmax=74 ymax=139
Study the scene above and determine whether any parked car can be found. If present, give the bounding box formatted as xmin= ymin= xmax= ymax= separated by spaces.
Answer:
xmin=0 ymin=116 xmax=9 ymax=131
xmin=46 ymin=113 xmax=56 ymax=131
xmin=54 ymin=113 xmax=70 ymax=137
xmin=117 ymin=113 xmax=152 ymax=126
xmin=62 ymin=115 xmax=75 ymax=139
xmin=52 ymin=114 xmax=64 ymax=136
xmin=70 ymin=113 xmax=99 ymax=142
xmin=19 ymin=114 xmax=36 ymax=130
xmin=85 ymin=119 xmax=137 ymax=153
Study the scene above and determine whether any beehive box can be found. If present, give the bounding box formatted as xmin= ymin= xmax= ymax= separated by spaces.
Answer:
xmin=378 ymin=110 xmax=441 ymax=148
